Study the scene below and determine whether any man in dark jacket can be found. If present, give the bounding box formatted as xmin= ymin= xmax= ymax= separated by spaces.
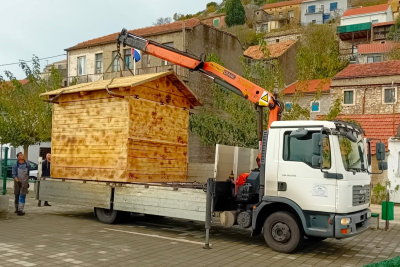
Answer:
xmin=38 ymin=153 xmax=51 ymax=207
xmin=12 ymin=152 xmax=31 ymax=216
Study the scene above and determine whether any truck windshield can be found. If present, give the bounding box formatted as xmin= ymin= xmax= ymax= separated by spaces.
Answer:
xmin=339 ymin=133 xmax=365 ymax=172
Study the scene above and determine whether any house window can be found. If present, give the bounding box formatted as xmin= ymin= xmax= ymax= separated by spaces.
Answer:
xmin=321 ymin=5 xmax=324 ymax=12
xmin=367 ymin=55 xmax=382 ymax=63
xmin=311 ymin=101 xmax=320 ymax=112
xmin=288 ymin=10 xmax=294 ymax=18
xmin=344 ymin=90 xmax=354 ymax=105
xmin=267 ymin=13 xmax=274 ymax=20
xmin=213 ymin=18 xmax=220 ymax=27
xmin=330 ymin=2 xmax=338 ymax=11
xmin=279 ymin=12 xmax=283 ymax=19
xmin=162 ymin=42 xmax=174 ymax=65
xmin=95 ymin=53 xmax=103 ymax=74
xmin=312 ymin=20 xmax=316 ymax=24
xmin=77 ymin=56 xmax=86 ymax=75
xmin=112 ymin=51 xmax=120 ymax=72
xmin=261 ymin=23 xmax=268 ymax=32
xmin=124 ymin=49 xmax=132 ymax=70
xmin=372 ymin=19 xmax=379 ymax=24
xmin=383 ymin=87 xmax=397 ymax=104
xmin=308 ymin=5 xmax=316 ymax=13
xmin=276 ymin=39 xmax=280 ymax=43
xmin=285 ymin=102 xmax=292 ymax=110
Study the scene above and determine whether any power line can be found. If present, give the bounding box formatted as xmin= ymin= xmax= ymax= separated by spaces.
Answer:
xmin=0 ymin=54 xmax=67 ymax=67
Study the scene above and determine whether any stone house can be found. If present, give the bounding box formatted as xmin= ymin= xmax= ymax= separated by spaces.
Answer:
xmin=338 ymin=4 xmax=394 ymax=56
xmin=243 ymin=39 xmax=299 ymax=86
xmin=263 ymin=28 xmax=303 ymax=45
xmin=64 ymin=18 xmax=244 ymax=164
xmin=201 ymin=13 xmax=226 ymax=28
xmin=357 ymin=42 xmax=394 ymax=64
xmin=282 ymin=79 xmax=331 ymax=119
xmin=301 ymin=0 xmax=349 ymax=25
xmin=329 ymin=60 xmax=400 ymax=186
xmin=254 ymin=0 xmax=303 ymax=33
xmin=41 ymin=59 xmax=68 ymax=87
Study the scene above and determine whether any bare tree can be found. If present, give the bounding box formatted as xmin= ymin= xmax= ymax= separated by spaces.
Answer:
xmin=153 ymin=17 xmax=172 ymax=26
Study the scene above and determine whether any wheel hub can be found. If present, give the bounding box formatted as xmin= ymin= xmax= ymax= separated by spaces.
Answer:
xmin=271 ymin=222 xmax=291 ymax=243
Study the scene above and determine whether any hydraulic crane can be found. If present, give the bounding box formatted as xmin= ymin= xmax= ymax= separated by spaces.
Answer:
xmin=117 ymin=28 xmax=283 ymax=142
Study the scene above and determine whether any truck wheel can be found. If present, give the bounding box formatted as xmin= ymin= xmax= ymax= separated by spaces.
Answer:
xmin=95 ymin=208 xmax=120 ymax=224
xmin=263 ymin=211 xmax=304 ymax=253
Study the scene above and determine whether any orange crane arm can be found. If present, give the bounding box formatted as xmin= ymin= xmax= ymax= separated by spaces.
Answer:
xmin=117 ymin=28 xmax=281 ymax=129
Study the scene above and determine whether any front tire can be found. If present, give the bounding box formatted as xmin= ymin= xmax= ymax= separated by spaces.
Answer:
xmin=263 ymin=211 xmax=304 ymax=253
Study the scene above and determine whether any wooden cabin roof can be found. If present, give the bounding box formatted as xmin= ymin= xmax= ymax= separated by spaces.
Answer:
xmin=41 ymin=71 xmax=202 ymax=107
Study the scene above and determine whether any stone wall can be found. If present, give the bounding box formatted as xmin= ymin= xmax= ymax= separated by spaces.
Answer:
xmin=331 ymin=75 xmax=400 ymax=115
xmin=283 ymin=93 xmax=331 ymax=119
xmin=278 ymin=41 xmax=299 ymax=86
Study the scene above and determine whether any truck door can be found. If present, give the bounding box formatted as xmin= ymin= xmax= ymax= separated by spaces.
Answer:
xmin=277 ymin=128 xmax=337 ymax=213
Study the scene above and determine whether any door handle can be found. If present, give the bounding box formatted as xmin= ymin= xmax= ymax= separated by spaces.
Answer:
xmin=278 ymin=182 xmax=287 ymax=191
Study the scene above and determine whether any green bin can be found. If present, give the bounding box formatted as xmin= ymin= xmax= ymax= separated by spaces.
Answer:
xmin=382 ymin=201 xmax=394 ymax=221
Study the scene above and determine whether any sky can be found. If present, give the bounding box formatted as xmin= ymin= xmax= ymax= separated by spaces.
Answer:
xmin=0 ymin=0 xmax=215 ymax=79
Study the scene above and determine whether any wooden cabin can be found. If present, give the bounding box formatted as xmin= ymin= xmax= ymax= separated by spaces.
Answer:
xmin=40 ymin=72 xmax=201 ymax=183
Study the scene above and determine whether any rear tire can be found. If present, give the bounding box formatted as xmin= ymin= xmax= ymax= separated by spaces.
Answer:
xmin=263 ymin=211 xmax=304 ymax=253
xmin=95 ymin=208 xmax=121 ymax=224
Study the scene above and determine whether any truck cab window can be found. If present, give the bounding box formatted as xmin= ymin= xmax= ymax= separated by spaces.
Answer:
xmin=283 ymin=131 xmax=331 ymax=168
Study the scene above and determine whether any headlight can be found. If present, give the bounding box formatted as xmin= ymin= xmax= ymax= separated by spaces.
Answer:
xmin=341 ymin=218 xmax=351 ymax=225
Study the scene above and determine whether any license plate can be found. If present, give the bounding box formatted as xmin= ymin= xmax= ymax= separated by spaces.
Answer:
xmin=367 ymin=212 xmax=371 ymax=218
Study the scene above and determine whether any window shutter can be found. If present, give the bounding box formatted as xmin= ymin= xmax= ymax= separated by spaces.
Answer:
xmin=330 ymin=2 xmax=337 ymax=11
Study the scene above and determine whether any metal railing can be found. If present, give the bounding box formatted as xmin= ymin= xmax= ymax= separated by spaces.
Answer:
xmin=67 ymin=64 xmax=187 ymax=86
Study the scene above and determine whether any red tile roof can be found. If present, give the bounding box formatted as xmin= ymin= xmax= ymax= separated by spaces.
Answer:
xmin=334 ymin=60 xmax=400 ymax=79
xmin=0 ymin=79 xmax=29 ymax=90
xmin=317 ymin=114 xmax=400 ymax=154
xmin=342 ymin=4 xmax=391 ymax=17
xmin=373 ymin=21 xmax=395 ymax=27
xmin=244 ymin=40 xmax=297 ymax=59
xmin=66 ymin=18 xmax=200 ymax=51
xmin=283 ymin=79 xmax=331 ymax=94
xmin=358 ymin=42 xmax=394 ymax=54
xmin=263 ymin=0 xmax=303 ymax=9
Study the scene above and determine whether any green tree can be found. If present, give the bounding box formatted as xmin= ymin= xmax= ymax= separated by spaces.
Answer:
xmin=189 ymin=52 xmax=285 ymax=148
xmin=206 ymin=2 xmax=218 ymax=8
xmin=225 ymin=0 xmax=246 ymax=27
xmin=350 ymin=0 xmax=387 ymax=7
xmin=222 ymin=25 xmax=264 ymax=48
xmin=388 ymin=15 xmax=400 ymax=42
xmin=0 ymin=56 xmax=62 ymax=160
xmin=297 ymin=24 xmax=349 ymax=80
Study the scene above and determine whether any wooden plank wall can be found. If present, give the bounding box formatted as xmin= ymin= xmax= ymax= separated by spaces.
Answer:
xmin=51 ymin=89 xmax=130 ymax=181
xmin=127 ymin=77 xmax=190 ymax=182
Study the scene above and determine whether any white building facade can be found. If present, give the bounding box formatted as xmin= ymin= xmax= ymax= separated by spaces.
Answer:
xmin=340 ymin=4 xmax=393 ymax=26
xmin=301 ymin=0 xmax=349 ymax=25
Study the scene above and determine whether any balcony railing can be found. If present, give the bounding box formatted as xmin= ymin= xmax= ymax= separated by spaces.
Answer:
xmin=306 ymin=8 xmax=324 ymax=14
xmin=67 ymin=64 xmax=187 ymax=86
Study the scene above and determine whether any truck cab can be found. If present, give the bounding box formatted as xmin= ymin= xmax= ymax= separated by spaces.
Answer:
xmin=215 ymin=120 xmax=387 ymax=253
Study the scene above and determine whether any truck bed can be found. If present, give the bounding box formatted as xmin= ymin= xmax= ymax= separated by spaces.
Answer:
xmin=38 ymin=178 xmax=207 ymax=221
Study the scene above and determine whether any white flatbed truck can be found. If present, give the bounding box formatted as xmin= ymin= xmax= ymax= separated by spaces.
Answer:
xmin=36 ymin=120 xmax=387 ymax=253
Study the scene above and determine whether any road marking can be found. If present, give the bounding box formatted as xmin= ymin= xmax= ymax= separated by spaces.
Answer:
xmin=104 ymin=228 xmax=209 ymax=246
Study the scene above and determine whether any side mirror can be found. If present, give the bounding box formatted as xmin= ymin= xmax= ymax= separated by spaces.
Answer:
xmin=376 ymin=142 xmax=386 ymax=161
xmin=312 ymin=133 xmax=322 ymax=156
xmin=290 ymin=128 xmax=308 ymax=139
xmin=312 ymin=133 xmax=322 ymax=168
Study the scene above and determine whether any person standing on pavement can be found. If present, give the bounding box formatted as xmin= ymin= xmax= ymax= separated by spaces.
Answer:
xmin=38 ymin=153 xmax=51 ymax=207
xmin=12 ymin=152 xmax=31 ymax=216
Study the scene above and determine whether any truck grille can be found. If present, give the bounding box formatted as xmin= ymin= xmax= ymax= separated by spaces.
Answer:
xmin=353 ymin=185 xmax=370 ymax=206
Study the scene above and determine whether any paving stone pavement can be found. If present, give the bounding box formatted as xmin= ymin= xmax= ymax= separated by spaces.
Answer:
xmin=0 ymin=195 xmax=399 ymax=267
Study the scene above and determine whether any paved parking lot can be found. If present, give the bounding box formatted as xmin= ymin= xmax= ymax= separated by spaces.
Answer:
xmin=0 ymin=195 xmax=399 ymax=267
